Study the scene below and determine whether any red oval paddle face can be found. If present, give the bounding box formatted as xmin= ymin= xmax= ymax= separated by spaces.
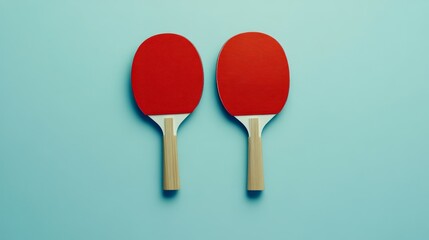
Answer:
xmin=132 ymin=34 xmax=203 ymax=115
xmin=217 ymin=32 xmax=290 ymax=116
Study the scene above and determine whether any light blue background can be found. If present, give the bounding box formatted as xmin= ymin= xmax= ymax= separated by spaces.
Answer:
xmin=1 ymin=0 xmax=428 ymax=239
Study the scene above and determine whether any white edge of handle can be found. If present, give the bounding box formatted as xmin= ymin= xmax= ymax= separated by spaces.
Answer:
xmin=235 ymin=114 xmax=275 ymax=136
xmin=148 ymin=114 xmax=189 ymax=136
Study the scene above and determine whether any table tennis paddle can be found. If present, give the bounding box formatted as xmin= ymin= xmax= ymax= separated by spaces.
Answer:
xmin=132 ymin=33 xmax=203 ymax=190
xmin=216 ymin=32 xmax=290 ymax=191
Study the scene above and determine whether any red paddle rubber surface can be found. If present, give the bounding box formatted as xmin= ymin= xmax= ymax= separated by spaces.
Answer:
xmin=217 ymin=32 xmax=289 ymax=116
xmin=132 ymin=33 xmax=203 ymax=115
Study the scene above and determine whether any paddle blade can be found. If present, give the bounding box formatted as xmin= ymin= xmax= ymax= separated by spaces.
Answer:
xmin=216 ymin=32 xmax=289 ymax=116
xmin=132 ymin=33 xmax=203 ymax=115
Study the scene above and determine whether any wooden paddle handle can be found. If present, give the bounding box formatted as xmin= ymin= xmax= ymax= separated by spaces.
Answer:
xmin=248 ymin=118 xmax=264 ymax=190
xmin=163 ymin=118 xmax=180 ymax=190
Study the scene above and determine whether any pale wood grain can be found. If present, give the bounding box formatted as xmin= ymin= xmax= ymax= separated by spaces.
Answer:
xmin=248 ymin=118 xmax=264 ymax=190
xmin=163 ymin=118 xmax=180 ymax=190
